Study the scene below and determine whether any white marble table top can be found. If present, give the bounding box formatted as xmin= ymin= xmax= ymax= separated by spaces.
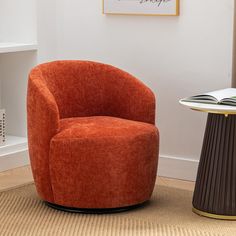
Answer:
xmin=179 ymin=100 xmax=236 ymax=115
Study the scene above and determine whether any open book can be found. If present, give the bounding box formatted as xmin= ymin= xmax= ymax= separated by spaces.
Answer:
xmin=181 ymin=88 xmax=236 ymax=106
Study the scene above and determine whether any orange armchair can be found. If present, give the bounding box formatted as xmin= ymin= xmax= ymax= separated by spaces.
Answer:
xmin=27 ymin=60 xmax=159 ymax=212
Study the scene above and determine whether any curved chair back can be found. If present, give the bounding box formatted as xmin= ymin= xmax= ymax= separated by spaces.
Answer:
xmin=30 ymin=60 xmax=155 ymax=123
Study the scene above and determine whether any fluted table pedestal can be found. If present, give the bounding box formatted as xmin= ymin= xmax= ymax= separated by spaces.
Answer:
xmin=179 ymin=100 xmax=236 ymax=220
xmin=193 ymin=113 xmax=236 ymax=220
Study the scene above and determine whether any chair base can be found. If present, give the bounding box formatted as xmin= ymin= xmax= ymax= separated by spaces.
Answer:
xmin=45 ymin=201 xmax=148 ymax=214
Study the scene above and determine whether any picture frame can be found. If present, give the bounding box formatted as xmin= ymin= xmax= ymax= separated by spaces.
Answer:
xmin=103 ymin=0 xmax=179 ymax=16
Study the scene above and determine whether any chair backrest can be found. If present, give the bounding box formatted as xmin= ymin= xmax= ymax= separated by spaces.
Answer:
xmin=33 ymin=60 xmax=155 ymax=123
xmin=36 ymin=60 xmax=118 ymax=119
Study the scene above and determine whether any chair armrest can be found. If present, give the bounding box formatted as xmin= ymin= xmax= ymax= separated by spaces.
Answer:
xmin=27 ymin=68 xmax=59 ymax=202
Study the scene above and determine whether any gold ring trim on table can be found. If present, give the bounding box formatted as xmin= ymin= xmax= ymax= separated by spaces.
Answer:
xmin=192 ymin=207 xmax=236 ymax=220
xmin=191 ymin=108 xmax=236 ymax=116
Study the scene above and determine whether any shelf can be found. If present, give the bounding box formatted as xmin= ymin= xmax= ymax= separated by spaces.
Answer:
xmin=0 ymin=42 xmax=37 ymax=54
xmin=0 ymin=135 xmax=28 ymax=157
xmin=0 ymin=0 xmax=36 ymax=171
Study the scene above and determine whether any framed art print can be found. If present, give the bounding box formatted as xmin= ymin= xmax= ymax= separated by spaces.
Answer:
xmin=103 ymin=0 xmax=179 ymax=16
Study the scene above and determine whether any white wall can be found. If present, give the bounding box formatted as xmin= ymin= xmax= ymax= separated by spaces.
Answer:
xmin=38 ymin=0 xmax=234 ymax=180
xmin=0 ymin=0 xmax=37 ymax=43
xmin=37 ymin=0 xmax=58 ymax=62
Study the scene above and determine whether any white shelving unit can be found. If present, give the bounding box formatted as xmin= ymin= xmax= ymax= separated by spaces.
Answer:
xmin=0 ymin=136 xmax=28 ymax=172
xmin=0 ymin=0 xmax=37 ymax=171
xmin=0 ymin=136 xmax=28 ymax=156
xmin=0 ymin=43 xmax=37 ymax=54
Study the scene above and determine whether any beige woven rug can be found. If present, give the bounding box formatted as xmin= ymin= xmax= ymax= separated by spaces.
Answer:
xmin=0 ymin=184 xmax=236 ymax=236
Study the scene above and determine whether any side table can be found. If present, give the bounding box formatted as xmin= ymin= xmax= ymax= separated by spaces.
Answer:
xmin=180 ymin=100 xmax=236 ymax=220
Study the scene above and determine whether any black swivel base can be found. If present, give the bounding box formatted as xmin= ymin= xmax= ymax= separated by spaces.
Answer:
xmin=45 ymin=201 xmax=148 ymax=214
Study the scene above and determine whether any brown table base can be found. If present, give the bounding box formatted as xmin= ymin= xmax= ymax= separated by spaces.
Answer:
xmin=193 ymin=113 xmax=236 ymax=220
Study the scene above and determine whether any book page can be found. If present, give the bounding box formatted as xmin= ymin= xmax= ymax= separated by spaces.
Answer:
xmin=205 ymin=88 xmax=236 ymax=102
xmin=220 ymin=98 xmax=236 ymax=106
xmin=181 ymin=94 xmax=217 ymax=103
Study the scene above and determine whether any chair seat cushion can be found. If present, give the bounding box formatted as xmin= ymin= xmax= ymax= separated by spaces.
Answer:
xmin=56 ymin=116 xmax=157 ymax=140
xmin=49 ymin=116 xmax=158 ymax=209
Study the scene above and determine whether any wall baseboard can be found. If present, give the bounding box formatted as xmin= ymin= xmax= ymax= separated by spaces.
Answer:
xmin=0 ymin=150 xmax=30 ymax=172
xmin=0 ymin=152 xmax=199 ymax=182
xmin=158 ymin=155 xmax=199 ymax=181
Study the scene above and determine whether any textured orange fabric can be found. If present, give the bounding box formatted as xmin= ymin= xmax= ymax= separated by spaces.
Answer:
xmin=37 ymin=61 xmax=155 ymax=123
xmin=27 ymin=60 xmax=159 ymax=209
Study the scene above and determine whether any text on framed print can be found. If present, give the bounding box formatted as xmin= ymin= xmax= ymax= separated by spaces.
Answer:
xmin=103 ymin=0 xmax=179 ymax=16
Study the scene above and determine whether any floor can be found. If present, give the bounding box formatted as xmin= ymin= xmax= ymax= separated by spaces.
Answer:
xmin=0 ymin=165 xmax=195 ymax=192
